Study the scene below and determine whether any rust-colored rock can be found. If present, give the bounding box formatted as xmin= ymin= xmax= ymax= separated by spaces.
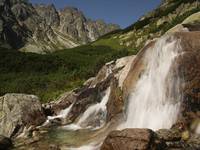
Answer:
xmin=106 ymin=78 xmax=124 ymax=121
xmin=100 ymin=129 xmax=166 ymax=150
xmin=123 ymin=31 xmax=200 ymax=129
xmin=173 ymin=32 xmax=200 ymax=128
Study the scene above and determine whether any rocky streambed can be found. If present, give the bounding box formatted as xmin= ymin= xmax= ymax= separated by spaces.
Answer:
xmin=1 ymin=22 xmax=200 ymax=150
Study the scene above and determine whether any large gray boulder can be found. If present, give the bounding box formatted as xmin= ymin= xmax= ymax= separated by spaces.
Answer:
xmin=0 ymin=94 xmax=46 ymax=137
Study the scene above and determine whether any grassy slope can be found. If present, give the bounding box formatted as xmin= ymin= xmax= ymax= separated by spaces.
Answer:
xmin=0 ymin=46 xmax=131 ymax=102
xmin=93 ymin=0 xmax=200 ymax=51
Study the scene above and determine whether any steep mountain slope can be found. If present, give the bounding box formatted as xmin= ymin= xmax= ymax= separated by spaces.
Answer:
xmin=93 ymin=0 xmax=200 ymax=51
xmin=0 ymin=0 xmax=27 ymax=49
xmin=0 ymin=0 xmax=119 ymax=53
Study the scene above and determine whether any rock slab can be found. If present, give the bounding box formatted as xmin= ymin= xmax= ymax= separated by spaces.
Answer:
xmin=100 ymin=129 xmax=166 ymax=150
xmin=0 ymin=94 xmax=46 ymax=137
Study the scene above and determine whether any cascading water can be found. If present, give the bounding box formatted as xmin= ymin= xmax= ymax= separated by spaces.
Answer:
xmin=64 ymin=87 xmax=111 ymax=130
xmin=78 ymin=87 xmax=111 ymax=127
xmin=43 ymin=103 xmax=74 ymax=126
xmin=120 ymin=35 xmax=182 ymax=130
xmin=35 ymin=36 xmax=184 ymax=150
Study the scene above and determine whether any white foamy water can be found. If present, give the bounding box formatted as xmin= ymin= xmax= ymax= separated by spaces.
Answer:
xmin=64 ymin=87 xmax=111 ymax=130
xmin=196 ymin=122 xmax=200 ymax=134
xmin=67 ymin=143 xmax=101 ymax=150
xmin=42 ymin=103 xmax=74 ymax=126
xmin=48 ymin=103 xmax=74 ymax=120
xmin=120 ymin=36 xmax=182 ymax=130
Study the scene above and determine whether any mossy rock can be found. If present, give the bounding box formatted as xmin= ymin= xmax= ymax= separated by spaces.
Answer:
xmin=183 ymin=11 xmax=200 ymax=25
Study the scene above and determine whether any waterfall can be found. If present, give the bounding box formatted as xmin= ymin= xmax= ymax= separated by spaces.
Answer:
xmin=42 ymin=103 xmax=74 ymax=126
xmin=196 ymin=122 xmax=200 ymax=134
xmin=48 ymin=103 xmax=74 ymax=120
xmin=42 ymin=35 xmax=184 ymax=150
xmin=63 ymin=87 xmax=111 ymax=130
xmin=120 ymin=35 xmax=182 ymax=130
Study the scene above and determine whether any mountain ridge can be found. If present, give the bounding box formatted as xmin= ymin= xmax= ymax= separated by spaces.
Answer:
xmin=93 ymin=0 xmax=200 ymax=51
xmin=0 ymin=0 xmax=120 ymax=53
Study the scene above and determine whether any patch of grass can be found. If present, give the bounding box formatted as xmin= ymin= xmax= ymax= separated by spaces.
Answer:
xmin=0 ymin=46 xmax=132 ymax=102
xmin=161 ymin=7 xmax=200 ymax=34
xmin=92 ymin=37 xmax=123 ymax=50
xmin=122 ymin=0 xmax=198 ymax=33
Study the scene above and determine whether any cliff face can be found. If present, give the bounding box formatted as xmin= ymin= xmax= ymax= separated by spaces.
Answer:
xmin=0 ymin=0 xmax=120 ymax=53
xmin=36 ymin=5 xmax=120 ymax=44
xmin=34 ymin=4 xmax=60 ymax=27
xmin=0 ymin=0 xmax=27 ymax=49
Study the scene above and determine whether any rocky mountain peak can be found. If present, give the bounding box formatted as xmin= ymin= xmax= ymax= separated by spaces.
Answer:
xmin=34 ymin=3 xmax=60 ymax=27
xmin=0 ymin=0 xmax=120 ymax=53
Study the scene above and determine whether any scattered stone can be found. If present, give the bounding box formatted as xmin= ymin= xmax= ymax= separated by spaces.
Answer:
xmin=186 ymin=135 xmax=200 ymax=149
xmin=156 ymin=129 xmax=182 ymax=141
xmin=48 ymin=144 xmax=61 ymax=150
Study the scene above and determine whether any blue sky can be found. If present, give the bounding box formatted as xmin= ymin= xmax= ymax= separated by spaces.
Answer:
xmin=30 ymin=0 xmax=162 ymax=28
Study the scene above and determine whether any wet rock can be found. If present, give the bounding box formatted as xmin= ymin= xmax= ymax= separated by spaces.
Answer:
xmin=44 ymin=56 xmax=135 ymax=125
xmin=0 ymin=94 xmax=46 ymax=137
xmin=101 ymin=128 xmax=200 ymax=150
xmin=0 ymin=135 xmax=12 ymax=150
xmin=123 ymin=41 xmax=156 ymax=98
xmin=156 ymin=129 xmax=182 ymax=141
xmin=66 ymin=87 xmax=103 ymax=124
xmin=165 ymin=141 xmax=187 ymax=149
xmin=106 ymin=79 xmax=124 ymax=121
xmin=186 ymin=135 xmax=200 ymax=149
xmin=48 ymin=144 xmax=61 ymax=150
xmin=48 ymin=118 xmax=63 ymax=126
xmin=123 ymin=32 xmax=200 ymax=130
xmin=44 ymin=91 xmax=77 ymax=116
xmin=173 ymin=32 xmax=200 ymax=128
xmin=100 ymin=129 xmax=166 ymax=150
